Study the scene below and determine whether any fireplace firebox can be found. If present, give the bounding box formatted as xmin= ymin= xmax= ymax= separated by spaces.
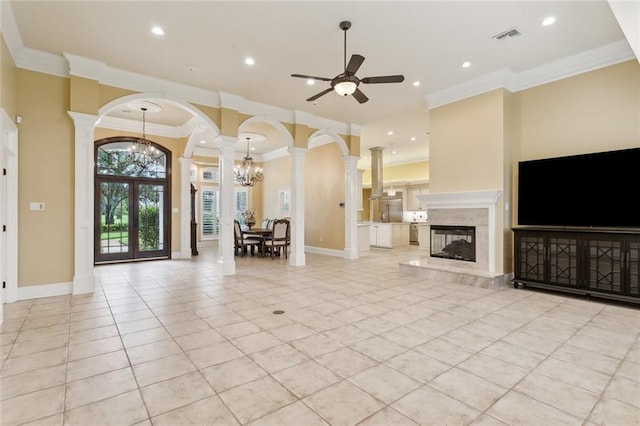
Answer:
xmin=430 ymin=225 xmax=476 ymax=262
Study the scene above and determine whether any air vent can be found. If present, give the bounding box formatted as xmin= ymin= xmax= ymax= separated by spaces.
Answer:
xmin=493 ymin=28 xmax=522 ymax=42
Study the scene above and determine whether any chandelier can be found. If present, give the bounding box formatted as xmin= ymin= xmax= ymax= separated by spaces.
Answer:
xmin=233 ymin=137 xmax=264 ymax=187
xmin=129 ymin=107 xmax=153 ymax=156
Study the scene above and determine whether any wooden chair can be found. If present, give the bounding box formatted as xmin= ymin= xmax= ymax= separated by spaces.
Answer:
xmin=234 ymin=220 xmax=260 ymax=257
xmin=264 ymin=219 xmax=290 ymax=259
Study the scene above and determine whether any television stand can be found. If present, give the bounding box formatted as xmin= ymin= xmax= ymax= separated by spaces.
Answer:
xmin=513 ymin=227 xmax=640 ymax=304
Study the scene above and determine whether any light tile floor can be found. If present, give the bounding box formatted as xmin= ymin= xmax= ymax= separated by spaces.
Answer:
xmin=2 ymin=247 xmax=640 ymax=425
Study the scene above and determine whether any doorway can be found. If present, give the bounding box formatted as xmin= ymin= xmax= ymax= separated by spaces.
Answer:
xmin=94 ymin=137 xmax=171 ymax=263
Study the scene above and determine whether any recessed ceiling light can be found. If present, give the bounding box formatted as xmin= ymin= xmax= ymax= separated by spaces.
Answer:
xmin=410 ymin=137 xmax=416 ymax=141
xmin=387 ymin=131 xmax=394 ymax=135
xmin=199 ymin=140 xmax=206 ymax=144
xmin=462 ymin=61 xmax=471 ymax=68
xmin=244 ymin=57 xmax=255 ymax=66
xmin=151 ymin=26 xmax=165 ymax=36
xmin=250 ymin=147 xmax=256 ymax=151
xmin=392 ymin=150 xmax=397 ymax=154
xmin=412 ymin=81 xmax=421 ymax=87
xmin=306 ymin=79 xmax=315 ymax=85
xmin=542 ymin=16 xmax=556 ymax=26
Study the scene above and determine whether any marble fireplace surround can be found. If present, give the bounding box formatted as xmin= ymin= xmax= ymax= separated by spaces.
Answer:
xmin=400 ymin=190 xmax=510 ymax=289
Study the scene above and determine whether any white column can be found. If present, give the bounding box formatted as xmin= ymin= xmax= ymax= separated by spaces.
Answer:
xmin=68 ymin=112 xmax=98 ymax=295
xmin=343 ymin=156 xmax=359 ymax=259
xmin=178 ymin=157 xmax=192 ymax=259
xmin=216 ymin=136 xmax=236 ymax=275
xmin=288 ymin=147 xmax=306 ymax=266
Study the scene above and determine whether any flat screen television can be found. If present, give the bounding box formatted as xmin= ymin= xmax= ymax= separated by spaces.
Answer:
xmin=517 ymin=147 xmax=640 ymax=228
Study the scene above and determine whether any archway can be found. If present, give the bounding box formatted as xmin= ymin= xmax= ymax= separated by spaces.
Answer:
xmin=71 ymin=93 xmax=220 ymax=294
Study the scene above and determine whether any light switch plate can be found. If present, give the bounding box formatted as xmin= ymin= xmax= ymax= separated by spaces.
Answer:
xmin=30 ymin=202 xmax=45 ymax=211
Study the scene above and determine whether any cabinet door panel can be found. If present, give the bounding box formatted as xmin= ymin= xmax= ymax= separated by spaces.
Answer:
xmin=548 ymin=236 xmax=580 ymax=287
xmin=585 ymin=237 xmax=624 ymax=294
xmin=515 ymin=233 xmax=545 ymax=282
xmin=627 ymin=239 xmax=640 ymax=297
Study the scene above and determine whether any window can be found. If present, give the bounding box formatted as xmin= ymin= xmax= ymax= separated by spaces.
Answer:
xmin=201 ymin=186 xmax=219 ymax=239
xmin=279 ymin=190 xmax=291 ymax=217
xmin=201 ymin=167 xmax=219 ymax=183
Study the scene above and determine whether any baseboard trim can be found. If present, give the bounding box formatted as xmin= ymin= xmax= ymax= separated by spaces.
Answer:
xmin=17 ymin=282 xmax=73 ymax=301
xmin=304 ymin=246 xmax=344 ymax=257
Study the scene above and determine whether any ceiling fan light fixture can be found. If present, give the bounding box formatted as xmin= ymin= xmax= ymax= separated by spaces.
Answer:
xmin=334 ymin=81 xmax=357 ymax=96
xmin=332 ymin=76 xmax=358 ymax=96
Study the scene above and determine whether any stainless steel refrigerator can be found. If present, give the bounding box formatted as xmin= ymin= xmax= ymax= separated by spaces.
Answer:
xmin=375 ymin=197 xmax=403 ymax=222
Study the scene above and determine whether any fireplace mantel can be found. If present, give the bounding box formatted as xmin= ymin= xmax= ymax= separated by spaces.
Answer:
xmin=417 ymin=190 xmax=502 ymax=209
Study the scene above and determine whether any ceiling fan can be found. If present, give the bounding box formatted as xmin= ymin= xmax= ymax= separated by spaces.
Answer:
xmin=291 ymin=20 xmax=405 ymax=104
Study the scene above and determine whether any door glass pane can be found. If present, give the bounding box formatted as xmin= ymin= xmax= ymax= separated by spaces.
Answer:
xmin=201 ymin=188 xmax=220 ymax=239
xmin=100 ymin=182 xmax=130 ymax=254
xmin=138 ymin=184 xmax=164 ymax=252
xmin=97 ymin=142 xmax=167 ymax=179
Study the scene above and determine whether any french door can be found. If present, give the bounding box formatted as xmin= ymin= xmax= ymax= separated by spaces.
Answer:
xmin=95 ymin=137 xmax=170 ymax=263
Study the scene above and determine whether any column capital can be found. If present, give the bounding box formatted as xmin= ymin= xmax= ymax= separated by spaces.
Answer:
xmin=68 ymin=111 xmax=98 ymax=126
xmin=215 ymin=134 xmax=238 ymax=148
xmin=287 ymin=146 xmax=307 ymax=156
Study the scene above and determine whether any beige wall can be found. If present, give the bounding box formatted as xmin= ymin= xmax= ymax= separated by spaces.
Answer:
xmin=305 ymin=143 xmax=345 ymax=250
xmin=261 ymin=155 xmax=290 ymax=222
xmin=16 ymin=70 xmax=74 ymax=286
xmin=362 ymin=160 xmax=429 ymax=186
xmin=516 ymin=60 xmax=640 ymax=161
xmin=430 ymin=89 xmax=506 ymax=193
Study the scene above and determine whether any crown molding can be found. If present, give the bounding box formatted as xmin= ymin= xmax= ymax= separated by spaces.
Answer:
xmin=426 ymin=39 xmax=634 ymax=109
xmin=16 ymin=47 xmax=69 ymax=77
xmin=509 ymin=39 xmax=635 ymax=92
xmin=426 ymin=69 xmax=512 ymax=109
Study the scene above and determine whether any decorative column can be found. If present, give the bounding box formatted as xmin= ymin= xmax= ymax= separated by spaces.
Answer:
xmin=288 ymin=147 xmax=306 ymax=266
xmin=178 ymin=157 xmax=192 ymax=259
xmin=68 ymin=112 xmax=98 ymax=294
xmin=343 ymin=156 xmax=359 ymax=259
xmin=216 ymin=135 xmax=236 ymax=275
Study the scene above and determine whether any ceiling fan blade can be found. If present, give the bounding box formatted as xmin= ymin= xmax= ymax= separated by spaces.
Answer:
xmin=352 ymin=88 xmax=369 ymax=104
xmin=345 ymin=54 xmax=365 ymax=75
xmin=306 ymin=88 xmax=334 ymax=102
xmin=361 ymin=75 xmax=405 ymax=84
xmin=291 ymin=73 xmax=332 ymax=82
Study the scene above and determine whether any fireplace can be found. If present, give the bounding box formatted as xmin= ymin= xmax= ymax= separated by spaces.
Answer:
xmin=430 ymin=225 xmax=476 ymax=262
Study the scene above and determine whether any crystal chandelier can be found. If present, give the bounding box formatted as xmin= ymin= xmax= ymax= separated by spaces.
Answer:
xmin=128 ymin=107 xmax=155 ymax=156
xmin=233 ymin=137 xmax=264 ymax=187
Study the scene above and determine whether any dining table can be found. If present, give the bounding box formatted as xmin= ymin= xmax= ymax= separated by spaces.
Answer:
xmin=242 ymin=228 xmax=273 ymax=257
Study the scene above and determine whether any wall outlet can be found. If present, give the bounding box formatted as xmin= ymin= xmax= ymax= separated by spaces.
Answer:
xmin=30 ymin=202 xmax=45 ymax=211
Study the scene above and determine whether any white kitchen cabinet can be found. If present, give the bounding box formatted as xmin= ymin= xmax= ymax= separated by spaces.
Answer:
xmin=370 ymin=223 xmax=409 ymax=248
xmin=407 ymin=184 xmax=429 ymax=210
xmin=370 ymin=224 xmax=391 ymax=247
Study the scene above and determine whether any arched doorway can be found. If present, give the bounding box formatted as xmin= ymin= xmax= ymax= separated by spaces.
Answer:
xmin=94 ymin=137 xmax=171 ymax=263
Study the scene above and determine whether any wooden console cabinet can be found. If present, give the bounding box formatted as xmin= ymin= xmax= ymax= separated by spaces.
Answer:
xmin=513 ymin=227 xmax=640 ymax=303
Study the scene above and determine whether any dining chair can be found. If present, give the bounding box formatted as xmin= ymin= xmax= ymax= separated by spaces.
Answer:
xmin=264 ymin=219 xmax=290 ymax=259
xmin=234 ymin=220 xmax=261 ymax=257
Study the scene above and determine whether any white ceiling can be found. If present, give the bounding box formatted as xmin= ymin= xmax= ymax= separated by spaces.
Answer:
xmin=6 ymin=1 xmax=636 ymax=168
